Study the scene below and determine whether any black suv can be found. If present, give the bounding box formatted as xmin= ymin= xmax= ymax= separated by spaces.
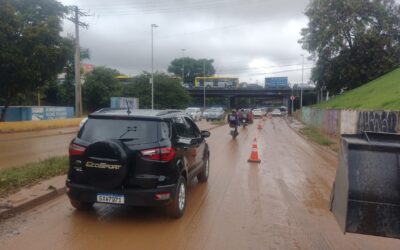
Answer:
xmin=66 ymin=109 xmax=210 ymax=218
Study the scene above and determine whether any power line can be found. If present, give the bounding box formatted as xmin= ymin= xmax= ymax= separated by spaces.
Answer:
xmin=78 ymin=12 xmax=302 ymax=46
xmin=216 ymin=63 xmax=314 ymax=74
xmin=235 ymin=67 xmax=314 ymax=77
xmin=80 ymin=0 xmax=265 ymax=12
xmin=85 ymin=0 xmax=271 ymax=16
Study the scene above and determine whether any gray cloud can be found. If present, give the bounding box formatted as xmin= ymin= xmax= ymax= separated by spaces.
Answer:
xmin=60 ymin=0 xmax=314 ymax=84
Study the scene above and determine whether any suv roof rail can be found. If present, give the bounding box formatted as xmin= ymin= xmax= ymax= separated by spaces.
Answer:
xmin=90 ymin=108 xmax=185 ymax=118
xmin=155 ymin=110 xmax=183 ymax=116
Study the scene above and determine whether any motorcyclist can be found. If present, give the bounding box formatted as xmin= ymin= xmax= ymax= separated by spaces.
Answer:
xmin=241 ymin=109 xmax=248 ymax=124
xmin=237 ymin=109 xmax=243 ymax=126
xmin=227 ymin=109 xmax=239 ymax=136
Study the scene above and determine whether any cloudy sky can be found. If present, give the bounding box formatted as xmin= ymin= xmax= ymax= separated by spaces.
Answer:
xmin=59 ymin=0 xmax=313 ymax=85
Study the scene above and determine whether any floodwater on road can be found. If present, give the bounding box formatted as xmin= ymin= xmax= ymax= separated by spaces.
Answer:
xmin=0 ymin=127 xmax=78 ymax=169
xmin=0 ymin=118 xmax=399 ymax=249
xmin=0 ymin=121 xmax=213 ymax=169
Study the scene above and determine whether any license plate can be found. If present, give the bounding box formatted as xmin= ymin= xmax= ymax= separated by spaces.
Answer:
xmin=97 ymin=194 xmax=125 ymax=204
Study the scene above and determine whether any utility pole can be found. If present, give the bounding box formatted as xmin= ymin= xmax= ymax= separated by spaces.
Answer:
xmin=67 ymin=6 xmax=88 ymax=117
xmin=181 ymin=49 xmax=186 ymax=85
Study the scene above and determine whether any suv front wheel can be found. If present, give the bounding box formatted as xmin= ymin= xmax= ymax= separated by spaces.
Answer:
xmin=168 ymin=176 xmax=187 ymax=218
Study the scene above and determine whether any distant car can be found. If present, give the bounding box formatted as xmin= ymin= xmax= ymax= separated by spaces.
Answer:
xmin=252 ymin=108 xmax=263 ymax=118
xmin=79 ymin=117 xmax=88 ymax=128
xmin=183 ymin=83 xmax=194 ymax=89
xmin=279 ymin=106 xmax=287 ymax=116
xmin=185 ymin=107 xmax=202 ymax=121
xmin=203 ymin=107 xmax=225 ymax=121
xmin=271 ymin=109 xmax=282 ymax=117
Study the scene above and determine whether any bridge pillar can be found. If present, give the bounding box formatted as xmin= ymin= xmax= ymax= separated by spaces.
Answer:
xmin=283 ymin=96 xmax=289 ymax=109
xmin=228 ymin=96 xmax=236 ymax=110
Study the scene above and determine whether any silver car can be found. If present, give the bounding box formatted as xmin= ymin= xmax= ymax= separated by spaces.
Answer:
xmin=271 ymin=109 xmax=282 ymax=117
xmin=204 ymin=107 xmax=225 ymax=121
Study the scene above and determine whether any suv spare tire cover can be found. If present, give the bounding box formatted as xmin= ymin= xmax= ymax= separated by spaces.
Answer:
xmin=83 ymin=140 xmax=128 ymax=189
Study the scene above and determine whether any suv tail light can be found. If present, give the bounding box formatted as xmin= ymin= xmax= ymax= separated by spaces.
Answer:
xmin=140 ymin=147 xmax=176 ymax=162
xmin=69 ymin=143 xmax=86 ymax=156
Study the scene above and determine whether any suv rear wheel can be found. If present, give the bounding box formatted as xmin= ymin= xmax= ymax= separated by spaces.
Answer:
xmin=197 ymin=154 xmax=209 ymax=183
xmin=70 ymin=199 xmax=94 ymax=210
xmin=167 ymin=176 xmax=186 ymax=218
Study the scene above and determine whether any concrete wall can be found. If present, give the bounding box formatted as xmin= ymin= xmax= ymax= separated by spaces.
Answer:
xmin=301 ymin=107 xmax=340 ymax=138
xmin=0 ymin=106 xmax=74 ymax=122
xmin=298 ymin=107 xmax=400 ymax=137
xmin=340 ymin=110 xmax=358 ymax=134
xmin=0 ymin=107 xmax=32 ymax=121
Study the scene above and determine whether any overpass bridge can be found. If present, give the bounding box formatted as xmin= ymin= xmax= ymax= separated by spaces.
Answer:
xmin=186 ymin=87 xmax=316 ymax=109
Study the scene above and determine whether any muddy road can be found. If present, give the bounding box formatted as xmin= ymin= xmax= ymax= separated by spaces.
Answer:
xmin=0 ymin=118 xmax=399 ymax=249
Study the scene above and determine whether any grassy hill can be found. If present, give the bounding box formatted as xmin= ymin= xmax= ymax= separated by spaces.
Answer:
xmin=314 ymin=68 xmax=400 ymax=110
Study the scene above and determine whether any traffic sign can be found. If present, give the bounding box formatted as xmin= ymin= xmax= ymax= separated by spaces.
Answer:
xmin=290 ymin=95 xmax=295 ymax=101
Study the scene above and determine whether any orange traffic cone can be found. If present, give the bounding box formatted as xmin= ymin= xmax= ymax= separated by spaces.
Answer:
xmin=248 ymin=138 xmax=261 ymax=163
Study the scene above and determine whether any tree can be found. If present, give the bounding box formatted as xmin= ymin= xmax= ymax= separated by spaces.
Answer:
xmin=43 ymin=41 xmax=90 ymax=107
xmin=168 ymin=58 xmax=216 ymax=84
xmin=120 ymin=72 xmax=191 ymax=109
xmin=300 ymin=0 xmax=400 ymax=94
xmin=83 ymin=66 xmax=121 ymax=112
xmin=0 ymin=0 xmax=70 ymax=121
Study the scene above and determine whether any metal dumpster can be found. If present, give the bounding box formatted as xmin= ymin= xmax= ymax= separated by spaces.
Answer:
xmin=330 ymin=132 xmax=400 ymax=238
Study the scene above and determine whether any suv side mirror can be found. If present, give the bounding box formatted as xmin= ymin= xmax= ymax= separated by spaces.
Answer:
xmin=201 ymin=130 xmax=210 ymax=138
xmin=177 ymin=137 xmax=198 ymax=146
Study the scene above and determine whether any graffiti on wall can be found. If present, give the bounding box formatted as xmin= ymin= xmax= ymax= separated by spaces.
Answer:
xmin=357 ymin=111 xmax=398 ymax=133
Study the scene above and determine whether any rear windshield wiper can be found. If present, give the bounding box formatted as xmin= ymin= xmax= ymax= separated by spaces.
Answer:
xmin=119 ymin=126 xmax=137 ymax=139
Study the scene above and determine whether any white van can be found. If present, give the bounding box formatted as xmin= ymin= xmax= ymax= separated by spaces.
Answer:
xmin=185 ymin=107 xmax=202 ymax=121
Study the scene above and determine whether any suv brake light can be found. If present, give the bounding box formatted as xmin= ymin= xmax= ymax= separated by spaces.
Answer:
xmin=140 ymin=147 xmax=176 ymax=162
xmin=69 ymin=143 xmax=86 ymax=156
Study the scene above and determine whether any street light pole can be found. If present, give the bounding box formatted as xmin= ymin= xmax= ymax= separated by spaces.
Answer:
xmin=300 ymin=54 xmax=304 ymax=109
xmin=151 ymin=24 xmax=158 ymax=110
xmin=181 ymin=49 xmax=186 ymax=85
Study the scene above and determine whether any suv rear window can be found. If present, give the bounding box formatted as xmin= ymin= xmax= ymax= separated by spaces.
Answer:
xmin=78 ymin=118 xmax=159 ymax=144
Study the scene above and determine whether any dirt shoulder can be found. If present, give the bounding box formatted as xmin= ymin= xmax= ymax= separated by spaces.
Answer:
xmin=0 ymin=118 xmax=83 ymax=133
xmin=286 ymin=117 xmax=339 ymax=154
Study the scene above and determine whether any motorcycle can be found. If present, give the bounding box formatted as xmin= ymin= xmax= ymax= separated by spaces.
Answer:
xmin=230 ymin=127 xmax=239 ymax=139
xmin=228 ymin=114 xmax=239 ymax=139
xmin=241 ymin=118 xmax=248 ymax=128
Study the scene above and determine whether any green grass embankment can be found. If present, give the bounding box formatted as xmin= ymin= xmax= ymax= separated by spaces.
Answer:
xmin=314 ymin=68 xmax=400 ymax=110
xmin=0 ymin=156 xmax=68 ymax=197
